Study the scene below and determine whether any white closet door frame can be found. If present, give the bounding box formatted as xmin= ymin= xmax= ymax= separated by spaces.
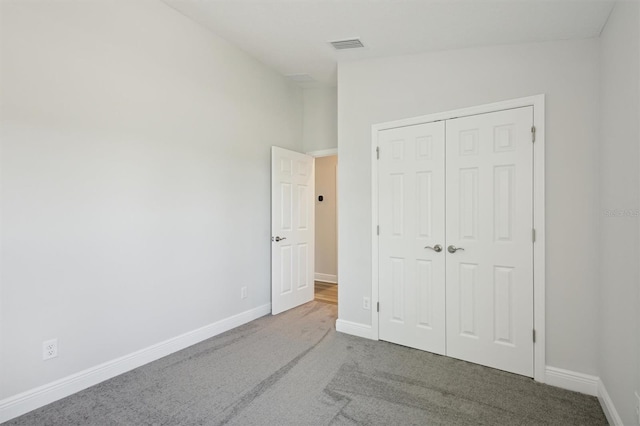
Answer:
xmin=371 ymin=95 xmax=546 ymax=383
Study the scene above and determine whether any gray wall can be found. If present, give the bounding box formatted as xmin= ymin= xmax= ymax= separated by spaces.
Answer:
xmin=598 ymin=2 xmax=640 ymax=424
xmin=337 ymin=38 xmax=601 ymax=375
xmin=303 ymin=87 xmax=338 ymax=153
xmin=0 ymin=0 xmax=303 ymax=399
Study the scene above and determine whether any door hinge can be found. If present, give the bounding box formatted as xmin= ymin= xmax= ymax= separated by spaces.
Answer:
xmin=377 ymin=225 xmax=380 ymax=235
xmin=377 ymin=302 xmax=380 ymax=312
xmin=531 ymin=126 xmax=536 ymax=143
xmin=532 ymin=228 xmax=536 ymax=243
xmin=533 ymin=329 xmax=536 ymax=343
xmin=376 ymin=146 xmax=380 ymax=159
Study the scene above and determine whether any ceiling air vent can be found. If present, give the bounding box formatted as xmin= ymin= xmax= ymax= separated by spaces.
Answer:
xmin=330 ymin=38 xmax=364 ymax=50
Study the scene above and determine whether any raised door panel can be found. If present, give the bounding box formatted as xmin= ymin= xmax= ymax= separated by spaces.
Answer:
xmin=416 ymin=259 xmax=433 ymax=329
xmin=391 ymin=258 xmax=405 ymax=322
xmin=458 ymin=262 xmax=479 ymax=338
xmin=280 ymin=245 xmax=293 ymax=295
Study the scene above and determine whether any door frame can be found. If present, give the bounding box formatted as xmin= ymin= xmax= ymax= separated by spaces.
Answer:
xmin=370 ymin=95 xmax=546 ymax=382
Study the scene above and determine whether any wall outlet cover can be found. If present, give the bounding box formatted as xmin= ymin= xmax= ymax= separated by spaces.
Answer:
xmin=43 ymin=339 xmax=58 ymax=360
xmin=363 ymin=297 xmax=370 ymax=310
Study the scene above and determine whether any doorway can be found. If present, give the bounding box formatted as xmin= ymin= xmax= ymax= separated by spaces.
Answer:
xmin=313 ymin=154 xmax=338 ymax=305
xmin=270 ymin=148 xmax=338 ymax=314
xmin=270 ymin=147 xmax=315 ymax=315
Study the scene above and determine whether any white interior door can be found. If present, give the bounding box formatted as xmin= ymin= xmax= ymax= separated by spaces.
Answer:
xmin=445 ymin=107 xmax=534 ymax=376
xmin=271 ymin=147 xmax=315 ymax=315
xmin=378 ymin=122 xmax=447 ymax=354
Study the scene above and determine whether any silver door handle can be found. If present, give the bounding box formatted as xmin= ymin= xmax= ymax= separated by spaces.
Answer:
xmin=448 ymin=245 xmax=465 ymax=253
xmin=424 ymin=244 xmax=443 ymax=253
xmin=274 ymin=236 xmax=287 ymax=242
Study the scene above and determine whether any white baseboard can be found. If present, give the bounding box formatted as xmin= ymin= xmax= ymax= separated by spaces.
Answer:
xmin=544 ymin=366 xmax=598 ymax=396
xmin=335 ymin=319 xmax=374 ymax=340
xmin=315 ymin=273 xmax=337 ymax=284
xmin=0 ymin=303 xmax=271 ymax=424
xmin=597 ymin=379 xmax=624 ymax=426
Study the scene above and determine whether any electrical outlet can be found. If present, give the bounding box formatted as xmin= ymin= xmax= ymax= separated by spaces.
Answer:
xmin=363 ymin=297 xmax=370 ymax=310
xmin=42 ymin=339 xmax=58 ymax=360
xmin=241 ymin=286 xmax=248 ymax=299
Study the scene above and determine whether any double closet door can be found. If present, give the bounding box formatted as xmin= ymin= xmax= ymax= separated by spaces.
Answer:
xmin=378 ymin=107 xmax=534 ymax=377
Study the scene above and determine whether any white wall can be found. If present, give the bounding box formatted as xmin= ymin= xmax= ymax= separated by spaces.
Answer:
xmin=0 ymin=0 xmax=302 ymax=400
xmin=338 ymin=39 xmax=600 ymax=375
xmin=598 ymin=2 xmax=640 ymax=424
xmin=303 ymin=87 xmax=337 ymax=152
xmin=315 ymin=155 xmax=338 ymax=281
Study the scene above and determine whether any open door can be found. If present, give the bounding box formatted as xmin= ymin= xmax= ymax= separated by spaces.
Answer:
xmin=271 ymin=147 xmax=315 ymax=315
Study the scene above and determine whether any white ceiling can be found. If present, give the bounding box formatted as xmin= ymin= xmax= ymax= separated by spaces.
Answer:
xmin=163 ymin=0 xmax=614 ymax=87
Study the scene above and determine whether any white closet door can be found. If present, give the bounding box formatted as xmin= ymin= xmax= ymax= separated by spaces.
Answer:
xmin=378 ymin=122 xmax=446 ymax=354
xmin=445 ymin=107 xmax=534 ymax=377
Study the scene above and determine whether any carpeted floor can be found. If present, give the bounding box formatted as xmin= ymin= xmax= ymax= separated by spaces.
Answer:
xmin=5 ymin=301 xmax=607 ymax=425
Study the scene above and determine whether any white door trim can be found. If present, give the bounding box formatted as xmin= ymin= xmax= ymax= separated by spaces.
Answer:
xmin=307 ymin=148 xmax=338 ymax=158
xmin=371 ymin=95 xmax=546 ymax=382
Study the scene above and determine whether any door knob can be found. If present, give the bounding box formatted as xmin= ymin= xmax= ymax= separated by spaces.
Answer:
xmin=424 ymin=244 xmax=443 ymax=253
xmin=448 ymin=245 xmax=465 ymax=253
xmin=274 ymin=236 xmax=287 ymax=242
